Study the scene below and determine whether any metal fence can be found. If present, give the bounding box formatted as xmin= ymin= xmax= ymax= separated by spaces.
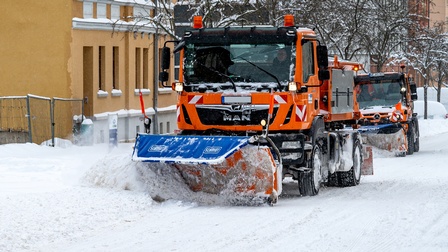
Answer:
xmin=52 ymin=97 xmax=84 ymax=145
xmin=0 ymin=95 xmax=83 ymax=145
xmin=0 ymin=96 xmax=28 ymax=144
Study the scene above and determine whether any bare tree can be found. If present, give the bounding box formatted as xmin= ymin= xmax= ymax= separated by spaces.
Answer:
xmin=393 ymin=22 xmax=447 ymax=119
xmin=124 ymin=0 xmax=177 ymax=38
xmin=173 ymin=0 xmax=437 ymax=81
xmin=360 ymin=0 xmax=411 ymax=72
xmin=178 ymin=0 xmax=262 ymax=28
xmin=300 ymin=0 xmax=368 ymax=61
xmin=176 ymin=0 xmax=319 ymax=28
xmin=429 ymin=23 xmax=448 ymax=102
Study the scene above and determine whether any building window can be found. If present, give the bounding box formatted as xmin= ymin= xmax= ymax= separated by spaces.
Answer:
xmin=166 ymin=121 xmax=170 ymax=133
xmin=143 ymin=48 xmax=149 ymax=89
xmin=174 ymin=68 xmax=179 ymax=82
xmin=99 ymin=46 xmax=106 ymax=91
xmin=135 ymin=48 xmax=141 ymax=89
xmin=159 ymin=122 xmax=163 ymax=134
xmin=113 ymin=46 xmax=119 ymax=90
xmin=83 ymin=2 xmax=93 ymax=19
xmin=174 ymin=53 xmax=180 ymax=81
xmin=97 ymin=3 xmax=107 ymax=19
xmin=111 ymin=5 xmax=120 ymax=20
xmin=133 ymin=6 xmax=146 ymax=22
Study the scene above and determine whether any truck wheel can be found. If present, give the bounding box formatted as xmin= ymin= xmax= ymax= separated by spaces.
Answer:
xmin=413 ymin=118 xmax=420 ymax=152
xmin=299 ymin=144 xmax=322 ymax=196
xmin=326 ymin=172 xmax=338 ymax=187
xmin=339 ymin=140 xmax=362 ymax=187
xmin=407 ymin=123 xmax=415 ymax=155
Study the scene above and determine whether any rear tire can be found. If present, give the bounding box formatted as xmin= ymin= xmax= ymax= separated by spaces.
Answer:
xmin=326 ymin=172 xmax=338 ymax=187
xmin=299 ymin=144 xmax=322 ymax=196
xmin=413 ymin=118 xmax=420 ymax=152
xmin=407 ymin=123 xmax=415 ymax=155
xmin=339 ymin=140 xmax=362 ymax=187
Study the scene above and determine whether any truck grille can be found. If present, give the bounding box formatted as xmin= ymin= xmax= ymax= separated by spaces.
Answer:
xmin=195 ymin=105 xmax=278 ymax=126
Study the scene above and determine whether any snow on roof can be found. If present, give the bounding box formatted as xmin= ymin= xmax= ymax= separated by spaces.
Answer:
xmin=114 ymin=0 xmax=156 ymax=7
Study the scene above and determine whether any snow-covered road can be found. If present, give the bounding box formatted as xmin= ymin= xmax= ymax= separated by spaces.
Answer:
xmin=1 ymin=120 xmax=448 ymax=252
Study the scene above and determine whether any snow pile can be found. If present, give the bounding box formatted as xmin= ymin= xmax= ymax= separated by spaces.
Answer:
xmin=81 ymin=147 xmax=224 ymax=205
xmin=414 ymin=100 xmax=447 ymax=119
xmin=419 ymin=118 xmax=448 ymax=137
xmin=82 ymin=144 xmax=279 ymax=205
xmin=83 ymin=150 xmax=146 ymax=192
xmin=417 ymin=87 xmax=448 ymax=110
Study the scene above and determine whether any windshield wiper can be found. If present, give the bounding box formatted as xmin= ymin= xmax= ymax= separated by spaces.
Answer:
xmin=236 ymin=57 xmax=282 ymax=91
xmin=196 ymin=62 xmax=237 ymax=92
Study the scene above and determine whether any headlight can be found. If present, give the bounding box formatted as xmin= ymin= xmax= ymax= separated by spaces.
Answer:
xmin=288 ymin=81 xmax=297 ymax=91
xmin=390 ymin=110 xmax=402 ymax=122
xmin=172 ymin=82 xmax=184 ymax=92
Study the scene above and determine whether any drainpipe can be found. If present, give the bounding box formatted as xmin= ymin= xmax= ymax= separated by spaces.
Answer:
xmin=152 ymin=0 xmax=159 ymax=134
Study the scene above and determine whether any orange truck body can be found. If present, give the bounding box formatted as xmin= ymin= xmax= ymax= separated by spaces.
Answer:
xmin=133 ymin=16 xmax=372 ymax=204
xmin=355 ymin=72 xmax=420 ymax=156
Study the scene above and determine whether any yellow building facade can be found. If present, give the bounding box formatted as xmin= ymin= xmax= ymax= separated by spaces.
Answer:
xmin=430 ymin=0 xmax=448 ymax=30
xmin=0 ymin=0 xmax=177 ymax=143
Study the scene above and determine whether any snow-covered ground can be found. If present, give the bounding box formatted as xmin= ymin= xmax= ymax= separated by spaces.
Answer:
xmin=2 ymin=119 xmax=448 ymax=252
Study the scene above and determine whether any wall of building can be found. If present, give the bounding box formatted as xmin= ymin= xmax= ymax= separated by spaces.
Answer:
xmin=70 ymin=0 xmax=178 ymax=141
xmin=430 ymin=0 xmax=447 ymax=28
xmin=1 ymin=1 xmax=178 ymax=144
xmin=0 ymin=1 xmax=72 ymax=98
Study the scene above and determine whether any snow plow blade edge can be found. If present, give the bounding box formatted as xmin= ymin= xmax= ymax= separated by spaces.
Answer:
xmin=132 ymin=134 xmax=280 ymax=200
xmin=359 ymin=124 xmax=407 ymax=156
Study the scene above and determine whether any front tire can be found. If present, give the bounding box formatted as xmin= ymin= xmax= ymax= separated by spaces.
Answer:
xmin=407 ymin=123 xmax=415 ymax=155
xmin=413 ymin=118 xmax=420 ymax=152
xmin=339 ymin=140 xmax=362 ymax=187
xmin=299 ymin=144 xmax=322 ymax=196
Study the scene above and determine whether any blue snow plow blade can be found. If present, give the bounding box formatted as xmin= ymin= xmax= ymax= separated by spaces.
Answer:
xmin=132 ymin=134 xmax=250 ymax=165
xmin=358 ymin=124 xmax=396 ymax=134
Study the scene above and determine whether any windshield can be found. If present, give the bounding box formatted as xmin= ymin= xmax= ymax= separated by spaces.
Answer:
xmin=355 ymin=79 xmax=403 ymax=109
xmin=183 ymin=43 xmax=295 ymax=92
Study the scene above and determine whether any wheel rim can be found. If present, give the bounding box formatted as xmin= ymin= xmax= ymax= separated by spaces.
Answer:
xmin=353 ymin=144 xmax=361 ymax=181
xmin=312 ymin=146 xmax=322 ymax=191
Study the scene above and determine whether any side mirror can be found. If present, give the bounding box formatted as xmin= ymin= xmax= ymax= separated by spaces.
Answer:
xmin=318 ymin=69 xmax=330 ymax=81
xmin=161 ymin=47 xmax=171 ymax=70
xmin=317 ymin=45 xmax=330 ymax=81
xmin=159 ymin=71 xmax=169 ymax=82
xmin=316 ymin=45 xmax=329 ymax=69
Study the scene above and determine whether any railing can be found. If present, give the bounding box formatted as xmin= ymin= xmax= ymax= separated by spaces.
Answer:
xmin=0 ymin=95 xmax=83 ymax=145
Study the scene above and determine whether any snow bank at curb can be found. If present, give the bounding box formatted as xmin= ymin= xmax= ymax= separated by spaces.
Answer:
xmin=81 ymin=150 xmax=205 ymax=203
xmin=83 ymin=152 xmax=146 ymax=192
xmin=81 ymin=149 xmax=239 ymax=205
xmin=419 ymin=119 xmax=448 ymax=138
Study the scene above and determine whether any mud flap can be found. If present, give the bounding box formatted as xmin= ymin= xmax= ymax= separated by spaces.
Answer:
xmin=133 ymin=134 xmax=280 ymax=199
xmin=361 ymin=145 xmax=373 ymax=175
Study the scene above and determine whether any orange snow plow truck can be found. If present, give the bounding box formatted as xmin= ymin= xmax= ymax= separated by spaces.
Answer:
xmin=133 ymin=15 xmax=373 ymax=205
xmin=355 ymin=71 xmax=420 ymax=156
